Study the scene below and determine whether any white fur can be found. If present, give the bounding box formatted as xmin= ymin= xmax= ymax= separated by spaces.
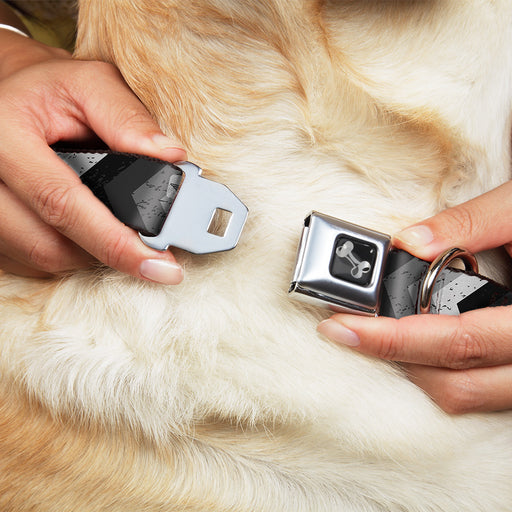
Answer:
xmin=1 ymin=0 xmax=512 ymax=510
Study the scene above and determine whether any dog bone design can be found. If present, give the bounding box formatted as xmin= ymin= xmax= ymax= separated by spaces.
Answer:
xmin=336 ymin=240 xmax=372 ymax=279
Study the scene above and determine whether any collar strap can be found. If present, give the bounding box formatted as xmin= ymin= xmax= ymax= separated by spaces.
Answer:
xmin=56 ymin=149 xmax=248 ymax=254
xmin=289 ymin=211 xmax=512 ymax=318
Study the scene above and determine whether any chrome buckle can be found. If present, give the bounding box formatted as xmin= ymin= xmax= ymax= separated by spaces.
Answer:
xmin=289 ymin=212 xmax=391 ymax=316
xmin=140 ymin=161 xmax=248 ymax=254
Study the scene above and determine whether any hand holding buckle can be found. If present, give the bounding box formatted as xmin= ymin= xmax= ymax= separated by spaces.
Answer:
xmin=56 ymin=150 xmax=248 ymax=255
xmin=289 ymin=212 xmax=512 ymax=318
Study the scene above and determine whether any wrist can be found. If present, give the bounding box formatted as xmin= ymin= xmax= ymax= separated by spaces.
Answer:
xmin=0 ymin=30 xmax=71 ymax=80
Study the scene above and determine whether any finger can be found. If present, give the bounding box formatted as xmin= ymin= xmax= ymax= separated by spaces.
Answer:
xmin=317 ymin=306 xmax=512 ymax=369
xmin=60 ymin=61 xmax=187 ymax=162
xmin=0 ymin=181 xmax=93 ymax=272
xmin=392 ymin=180 xmax=512 ymax=260
xmin=404 ymin=363 xmax=512 ymax=414
xmin=2 ymin=59 xmax=186 ymax=162
xmin=0 ymin=254 xmax=53 ymax=278
xmin=0 ymin=59 xmax=186 ymax=284
xmin=0 ymin=142 xmax=184 ymax=283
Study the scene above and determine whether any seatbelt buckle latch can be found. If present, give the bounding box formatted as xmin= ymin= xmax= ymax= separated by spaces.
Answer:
xmin=289 ymin=212 xmax=391 ymax=316
xmin=139 ymin=161 xmax=248 ymax=254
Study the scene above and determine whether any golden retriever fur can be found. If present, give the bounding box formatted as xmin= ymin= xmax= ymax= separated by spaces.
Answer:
xmin=1 ymin=0 xmax=512 ymax=510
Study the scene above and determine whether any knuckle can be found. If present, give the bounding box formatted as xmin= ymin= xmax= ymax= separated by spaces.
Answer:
xmin=34 ymin=182 xmax=80 ymax=231
xmin=375 ymin=337 xmax=398 ymax=360
xmin=374 ymin=326 xmax=404 ymax=360
xmin=78 ymin=60 xmax=119 ymax=81
xmin=101 ymin=233 xmax=130 ymax=271
xmin=442 ymin=318 xmax=487 ymax=369
xmin=115 ymin=105 xmax=152 ymax=132
xmin=28 ymin=239 xmax=65 ymax=274
xmin=436 ymin=371 xmax=482 ymax=415
xmin=66 ymin=61 xmax=123 ymax=103
xmin=441 ymin=203 xmax=477 ymax=241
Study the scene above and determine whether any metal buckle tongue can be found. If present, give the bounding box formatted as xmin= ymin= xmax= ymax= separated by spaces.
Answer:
xmin=139 ymin=161 xmax=248 ymax=254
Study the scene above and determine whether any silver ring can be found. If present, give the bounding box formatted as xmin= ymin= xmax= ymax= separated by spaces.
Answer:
xmin=416 ymin=247 xmax=479 ymax=314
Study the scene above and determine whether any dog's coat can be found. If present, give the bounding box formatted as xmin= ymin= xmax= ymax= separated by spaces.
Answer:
xmin=1 ymin=1 xmax=512 ymax=510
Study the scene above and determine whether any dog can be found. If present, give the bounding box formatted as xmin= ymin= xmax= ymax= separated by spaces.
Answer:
xmin=1 ymin=0 xmax=512 ymax=510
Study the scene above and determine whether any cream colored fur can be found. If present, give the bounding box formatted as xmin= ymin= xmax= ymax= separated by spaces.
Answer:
xmin=1 ymin=1 xmax=512 ymax=510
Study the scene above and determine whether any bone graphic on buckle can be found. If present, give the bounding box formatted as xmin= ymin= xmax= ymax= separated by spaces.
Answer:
xmin=336 ymin=240 xmax=372 ymax=279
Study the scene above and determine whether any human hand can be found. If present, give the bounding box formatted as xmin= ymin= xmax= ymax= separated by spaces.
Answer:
xmin=318 ymin=180 xmax=512 ymax=414
xmin=0 ymin=30 xmax=186 ymax=282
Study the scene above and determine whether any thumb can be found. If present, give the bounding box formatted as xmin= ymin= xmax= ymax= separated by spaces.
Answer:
xmin=393 ymin=181 xmax=512 ymax=260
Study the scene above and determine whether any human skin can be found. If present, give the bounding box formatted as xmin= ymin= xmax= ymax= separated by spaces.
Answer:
xmin=0 ymin=22 xmax=187 ymax=284
xmin=318 ymin=181 xmax=512 ymax=414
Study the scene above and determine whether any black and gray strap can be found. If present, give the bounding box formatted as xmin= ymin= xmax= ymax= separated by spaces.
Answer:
xmin=289 ymin=211 xmax=512 ymax=318
xmin=56 ymin=149 xmax=248 ymax=254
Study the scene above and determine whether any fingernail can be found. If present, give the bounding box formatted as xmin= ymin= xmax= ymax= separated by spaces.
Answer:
xmin=394 ymin=225 xmax=434 ymax=248
xmin=317 ymin=319 xmax=360 ymax=347
xmin=151 ymin=134 xmax=187 ymax=159
xmin=139 ymin=259 xmax=183 ymax=285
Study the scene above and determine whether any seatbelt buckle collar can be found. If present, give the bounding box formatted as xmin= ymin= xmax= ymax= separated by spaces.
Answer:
xmin=56 ymin=148 xmax=248 ymax=255
xmin=289 ymin=212 xmax=391 ymax=316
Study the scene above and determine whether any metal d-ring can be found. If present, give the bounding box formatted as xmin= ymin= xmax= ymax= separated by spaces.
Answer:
xmin=416 ymin=247 xmax=479 ymax=314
